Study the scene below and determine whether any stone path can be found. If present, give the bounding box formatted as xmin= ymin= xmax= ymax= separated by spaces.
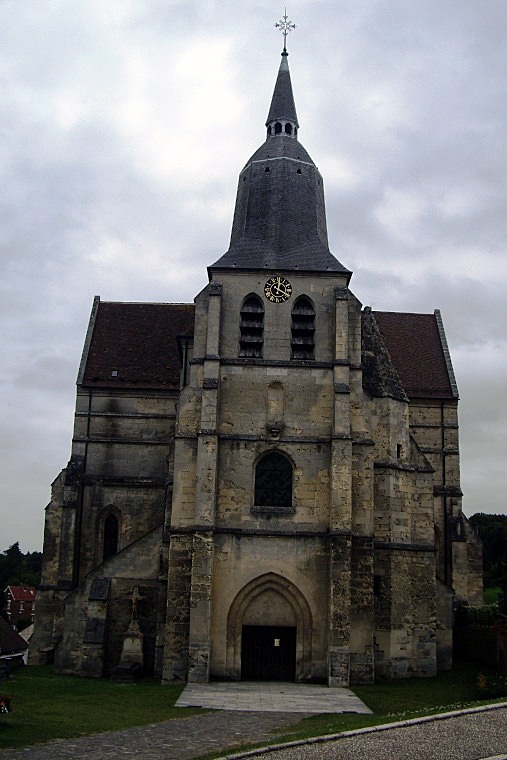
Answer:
xmin=0 ymin=710 xmax=307 ymax=760
xmin=176 ymin=681 xmax=372 ymax=713
xmin=0 ymin=682 xmax=369 ymax=759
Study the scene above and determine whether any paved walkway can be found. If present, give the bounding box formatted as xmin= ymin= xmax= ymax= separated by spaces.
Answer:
xmin=0 ymin=710 xmax=307 ymax=760
xmin=0 ymin=682 xmax=369 ymax=760
xmin=176 ymin=681 xmax=372 ymax=713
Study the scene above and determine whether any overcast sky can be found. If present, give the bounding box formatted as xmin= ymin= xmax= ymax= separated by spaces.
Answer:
xmin=1 ymin=0 xmax=506 ymax=552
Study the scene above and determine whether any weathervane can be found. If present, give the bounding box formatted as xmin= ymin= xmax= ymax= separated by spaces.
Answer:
xmin=275 ymin=8 xmax=296 ymax=52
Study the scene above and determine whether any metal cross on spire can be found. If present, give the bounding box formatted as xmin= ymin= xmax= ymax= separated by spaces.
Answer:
xmin=275 ymin=8 xmax=296 ymax=52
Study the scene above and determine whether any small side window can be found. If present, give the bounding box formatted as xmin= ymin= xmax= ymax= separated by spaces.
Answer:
xmin=103 ymin=513 xmax=119 ymax=561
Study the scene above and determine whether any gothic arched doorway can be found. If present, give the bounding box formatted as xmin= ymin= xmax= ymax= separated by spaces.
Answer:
xmin=226 ymin=573 xmax=312 ymax=681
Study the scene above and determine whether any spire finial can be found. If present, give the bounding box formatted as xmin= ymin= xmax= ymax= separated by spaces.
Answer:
xmin=275 ymin=8 xmax=296 ymax=53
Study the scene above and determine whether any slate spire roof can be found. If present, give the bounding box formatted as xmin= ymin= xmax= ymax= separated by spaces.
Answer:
xmin=209 ymin=50 xmax=351 ymax=277
xmin=266 ymin=51 xmax=299 ymax=130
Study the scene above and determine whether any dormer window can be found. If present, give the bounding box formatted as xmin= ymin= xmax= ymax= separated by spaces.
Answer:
xmin=239 ymin=295 xmax=264 ymax=358
xmin=291 ymin=296 xmax=315 ymax=360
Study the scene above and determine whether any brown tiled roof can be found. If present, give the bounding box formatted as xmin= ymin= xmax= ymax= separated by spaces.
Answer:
xmin=82 ymin=302 xmax=195 ymax=389
xmin=80 ymin=301 xmax=455 ymax=399
xmin=373 ymin=311 xmax=455 ymax=400
xmin=0 ymin=617 xmax=28 ymax=654
xmin=5 ymin=586 xmax=36 ymax=602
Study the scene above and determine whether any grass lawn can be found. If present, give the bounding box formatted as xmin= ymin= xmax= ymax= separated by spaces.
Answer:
xmin=0 ymin=665 xmax=205 ymax=750
xmin=267 ymin=660 xmax=507 ymax=747
xmin=199 ymin=661 xmax=507 ymax=758
xmin=1 ymin=661 xmax=506 ymax=753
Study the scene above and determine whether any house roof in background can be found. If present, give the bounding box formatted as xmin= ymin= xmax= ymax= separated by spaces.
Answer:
xmin=4 ymin=586 xmax=36 ymax=602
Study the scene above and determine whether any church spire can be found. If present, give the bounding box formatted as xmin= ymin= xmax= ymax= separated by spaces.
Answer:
xmin=265 ymin=51 xmax=299 ymax=138
xmin=266 ymin=11 xmax=299 ymax=139
xmin=209 ymin=26 xmax=351 ymax=278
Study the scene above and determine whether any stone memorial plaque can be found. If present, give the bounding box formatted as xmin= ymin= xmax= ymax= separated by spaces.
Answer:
xmin=89 ymin=578 xmax=110 ymax=601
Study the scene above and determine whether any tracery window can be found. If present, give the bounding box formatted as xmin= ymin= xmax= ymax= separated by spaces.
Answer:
xmin=291 ymin=296 xmax=315 ymax=360
xmin=254 ymin=452 xmax=293 ymax=510
xmin=239 ymin=294 xmax=264 ymax=358
xmin=103 ymin=513 xmax=119 ymax=561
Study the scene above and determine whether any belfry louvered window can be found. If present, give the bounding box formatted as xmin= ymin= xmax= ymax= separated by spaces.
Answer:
xmin=239 ymin=295 xmax=264 ymax=358
xmin=291 ymin=296 xmax=315 ymax=359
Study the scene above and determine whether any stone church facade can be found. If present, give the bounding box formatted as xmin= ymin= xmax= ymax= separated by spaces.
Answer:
xmin=32 ymin=48 xmax=482 ymax=685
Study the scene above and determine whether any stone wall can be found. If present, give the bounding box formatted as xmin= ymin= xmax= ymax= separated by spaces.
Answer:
xmin=211 ymin=534 xmax=330 ymax=682
xmin=53 ymin=527 xmax=163 ymax=677
xmin=34 ymin=256 xmax=481 ymax=685
xmin=374 ymin=549 xmax=437 ymax=678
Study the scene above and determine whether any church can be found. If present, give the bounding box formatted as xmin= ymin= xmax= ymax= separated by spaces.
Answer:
xmin=31 ymin=41 xmax=482 ymax=686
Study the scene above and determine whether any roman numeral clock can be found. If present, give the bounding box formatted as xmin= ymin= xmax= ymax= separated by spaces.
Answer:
xmin=264 ymin=276 xmax=292 ymax=303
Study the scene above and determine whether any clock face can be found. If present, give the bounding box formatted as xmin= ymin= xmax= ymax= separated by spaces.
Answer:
xmin=264 ymin=276 xmax=292 ymax=303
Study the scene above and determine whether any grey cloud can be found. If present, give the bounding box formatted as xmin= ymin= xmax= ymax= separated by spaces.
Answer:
xmin=1 ymin=0 xmax=506 ymax=549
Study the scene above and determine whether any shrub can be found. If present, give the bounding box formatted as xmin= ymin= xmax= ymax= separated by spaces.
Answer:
xmin=476 ymin=671 xmax=507 ymax=699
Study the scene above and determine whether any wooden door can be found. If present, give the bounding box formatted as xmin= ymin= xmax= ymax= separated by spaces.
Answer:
xmin=241 ymin=625 xmax=296 ymax=681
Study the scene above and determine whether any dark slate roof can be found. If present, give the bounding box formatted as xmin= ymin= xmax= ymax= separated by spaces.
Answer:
xmin=82 ymin=301 xmax=195 ymax=389
xmin=266 ymin=52 xmax=299 ymax=127
xmin=0 ymin=616 xmax=28 ymax=655
xmin=246 ymin=132 xmax=314 ymax=166
xmin=209 ymin=51 xmax=351 ymax=277
xmin=373 ymin=310 xmax=457 ymax=400
xmin=209 ymin=136 xmax=351 ymax=275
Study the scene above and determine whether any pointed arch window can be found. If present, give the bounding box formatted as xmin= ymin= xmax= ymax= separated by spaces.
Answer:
xmin=253 ymin=452 xmax=293 ymax=513
xmin=103 ymin=513 xmax=119 ymax=561
xmin=291 ymin=296 xmax=315 ymax=360
xmin=239 ymin=295 xmax=264 ymax=358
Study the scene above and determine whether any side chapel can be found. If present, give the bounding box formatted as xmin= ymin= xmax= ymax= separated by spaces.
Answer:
xmin=32 ymin=40 xmax=482 ymax=685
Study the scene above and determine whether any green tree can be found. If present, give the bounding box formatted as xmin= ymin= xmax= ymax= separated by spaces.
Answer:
xmin=0 ymin=542 xmax=42 ymax=591
xmin=469 ymin=513 xmax=507 ymax=598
